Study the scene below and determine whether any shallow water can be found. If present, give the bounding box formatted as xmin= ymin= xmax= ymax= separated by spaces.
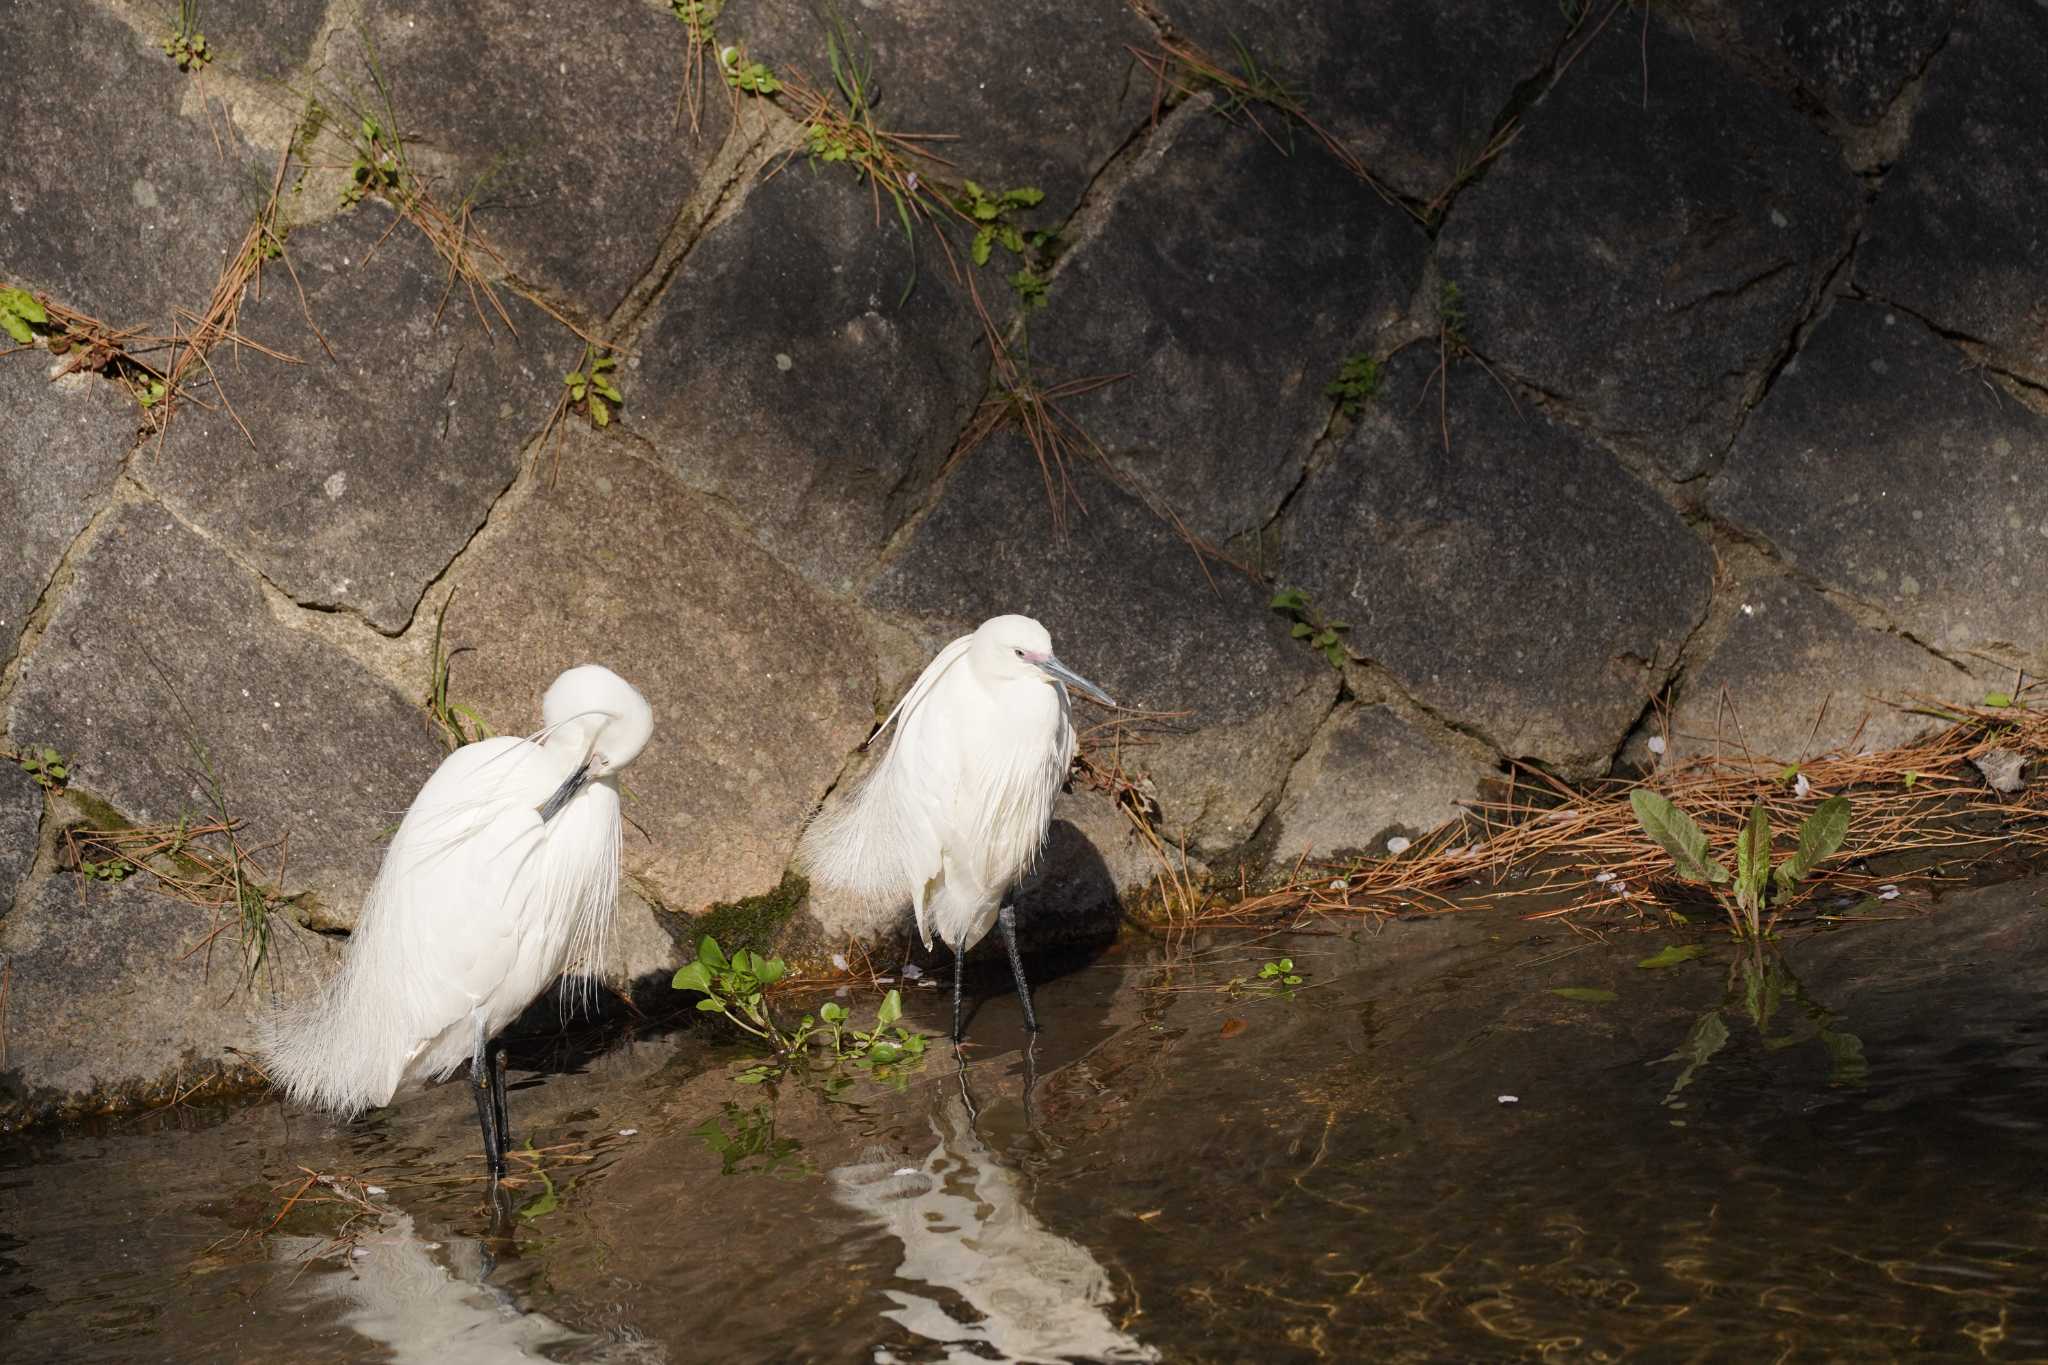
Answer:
xmin=5 ymin=877 xmax=2046 ymax=1362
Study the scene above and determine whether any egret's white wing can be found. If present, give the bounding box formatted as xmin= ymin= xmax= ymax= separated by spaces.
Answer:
xmin=795 ymin=637 xmax=971 ymax=931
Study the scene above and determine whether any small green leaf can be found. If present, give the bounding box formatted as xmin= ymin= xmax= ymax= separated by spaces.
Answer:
xmin=697 ymin=936 xmax=729 ymax=970
xmin=755 ymin=956 xmax=786 ymax=986
xmin=1902 ymin=771 xmax=1920 ymax=790
xmin=1550 ymin=987 xmax=1618 ymax=1004
xmin=1629 ymin=789 xmax=1730 ymax=885
xmin=1736 ymin=801 xmax=1771 ymax=910
xmin=1636 ymin=944 xmax=1705 ymax=969
xmin=1290 ymin=622 xmax=1313 ymax=639
xmin=695 ymin=997 xmax=727 ymax=1012
xmin=971 ymin=230 xmax=992 ymax=266
xmin=820 ymin=1001 xmax=846 ymax=1023
xmin=1777 ymin=795 xmax=1850 ymax=891
xmin=1983 ymin=691 xmax=2014 ymax=708
xmin=1270 ymin=587 xmax=1308 ymax=613
xmin=589 ymin=395 xmax=609 ymax=427
xmin=671 ymin=961 xmax=712 ymax=994
xmin=875 ymin=989 xmax=902 ymax=1027
xmin=0 ymin=313 xmax=31 ymax=345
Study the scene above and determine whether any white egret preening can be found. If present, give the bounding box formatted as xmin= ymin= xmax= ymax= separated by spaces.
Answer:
xmin=259 ymin=665 xmax=653 ymax=1178
xmin=798 ymin=615 xmax=1113 ymax=1041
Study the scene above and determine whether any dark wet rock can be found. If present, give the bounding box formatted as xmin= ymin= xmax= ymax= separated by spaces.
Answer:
xmin=0 ymin=367 xmax=132 ymax=649
xmin=1156 ymin=0 xmax=1561 ymax=200
xmin=0 ymin=1 xmax=260 ymax=328
xmin=1716 ymin=0 xmax=1960 ymax=124
xmin=329 ymin=0 xmax=729 ymax=314
xmin=1266 ymin=703 xmax=1497 ymax=859
xmin=1437 ymin=15 xmax=1858 ymax=480
xmin=1710 ymin=302 xmax=2048 ymax=663
xmin=0 ymin=869 xmax=338 ymax=1112
xmin=731 ymin=0 xmax=1154 ymax=219
xmin=629 ymin=156 xmax=985 ymax=592
xmin=870 ymin=437 xmax=1335 ymax=852
xmin=1666 ymin=566 xmax=1981 ymax=763
xmin=1279 ymin=347 xmax=1713 ymax=774
xmin=206 ymin=0 xmax=329 ymax=81
xmin=1032 ymin=110 xmax=1427 ymax=545
xmin=5 ymin=503 xmax=440 ymax=918
xmin=1855 ymin=3 xmax=2048 ymax=384
xmin=142 ymin=206 xmax=550 ymax=635
xmin=437 ymin=432 xmax=873 ymax=917
xmin=0 ymin=762 xmax=39 ymax=909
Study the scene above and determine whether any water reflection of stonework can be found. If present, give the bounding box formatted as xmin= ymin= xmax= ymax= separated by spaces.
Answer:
xmin=833 ymin=1084 xmax=1158 ymax=1364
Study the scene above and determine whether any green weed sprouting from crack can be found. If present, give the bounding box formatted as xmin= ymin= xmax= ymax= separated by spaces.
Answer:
xmin=162 ymin=0 xmax=211 ymax=71
xmin=1324 ymin=353 xmax=1381 ymax=417
xmin=1269 ymin=588 xmax=1349 ymax=669
xmin=340 ymin=113 xmax=405 ymax=208
xmin=720 ymin=42 xmax=781 ymax=95
xmin=11 ymin=744 xmax=70 ymax=792
xmin=425 ymin=592 xmax=494 ymax=752
xmin=563 ymin=346 xmax=623 ymax=429
xmin=0 ymin=286 xmax=49 ymax=346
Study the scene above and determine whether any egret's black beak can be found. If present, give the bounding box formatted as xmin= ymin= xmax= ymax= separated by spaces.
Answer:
xmin=537 ymin=762 xmax=592 ymax=823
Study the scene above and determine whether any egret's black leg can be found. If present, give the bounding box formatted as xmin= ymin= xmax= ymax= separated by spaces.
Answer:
xmin=998 ymin=903 xmax=1039 ymax=1033
xmin=490 ymin=1043 xmax=511 ymax=1158
xmin=952 ymin=944 xmax=967 ymax=1043
xmin=471 ymin=1014 xmax=506 ymax=1181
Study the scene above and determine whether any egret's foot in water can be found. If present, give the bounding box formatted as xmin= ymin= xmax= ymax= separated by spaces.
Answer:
xmin=998 ymin=903 xmax=1040 ymax=1034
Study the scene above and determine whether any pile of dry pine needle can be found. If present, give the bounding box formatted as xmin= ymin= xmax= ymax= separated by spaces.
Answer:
xmin=1089 ymin=690 xmax=2048 ymax=931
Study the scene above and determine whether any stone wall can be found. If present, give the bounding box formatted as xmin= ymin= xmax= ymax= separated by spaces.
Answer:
xmin=3 ymin=0 xmax=2042 ymax=1111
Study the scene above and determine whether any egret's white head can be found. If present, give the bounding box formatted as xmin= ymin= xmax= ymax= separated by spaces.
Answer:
xmin=536 ymin=666 xmax=653 ymax=821
xmin=969 ymin=615 xmax=1115 ymax=707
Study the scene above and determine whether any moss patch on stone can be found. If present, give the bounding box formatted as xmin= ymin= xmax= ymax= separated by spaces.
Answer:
xmin=688 ymin=871 xmax=808 ymax=956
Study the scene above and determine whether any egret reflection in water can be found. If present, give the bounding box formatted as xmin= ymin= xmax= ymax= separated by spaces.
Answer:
xmin=273 ymin=1210 xmax=590 ymax=1365
xmin=832 ymin=1059 xmax=1158 ymax=1364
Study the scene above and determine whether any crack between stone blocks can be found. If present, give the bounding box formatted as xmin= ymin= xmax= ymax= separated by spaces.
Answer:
xmin=860 ymin=99 xmax=1208 ymax=595
xmin=1341 ymin=655 xmax=1512 ymax=774
xmin=1691 ymin=518 xmax=1981 ymax=680
xmin=1600 ymin=568 xmax=1717 ymax=775
xmin=1851 ymin=293 xmax=2048 ymax=408
xmin=1241 ymin=673 xmax=1349 ymax=854
xmin=0 ymin=456 xmax=148 ymax=711
xmin=604 ymin=101 xmax=793 ymax=352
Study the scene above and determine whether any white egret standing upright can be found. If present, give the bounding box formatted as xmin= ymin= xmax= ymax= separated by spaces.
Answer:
xmin=798 ymin=615 xmax=1113 ymax=1041
xmin=260 ymin=665 xmax=654 ymax=1179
